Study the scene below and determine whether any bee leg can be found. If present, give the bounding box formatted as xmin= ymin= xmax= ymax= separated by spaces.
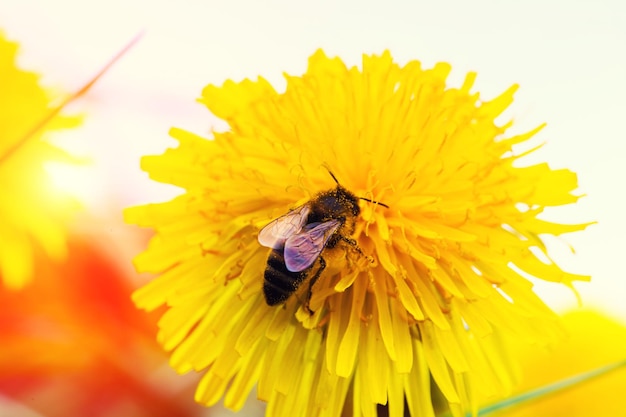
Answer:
xmin=339 ymin=236 xmax=363 ymax=254
xmin=305 ymin=256 xmax=326 ymax=315
xmin=340 ymin=236 xmax=374 ymax=267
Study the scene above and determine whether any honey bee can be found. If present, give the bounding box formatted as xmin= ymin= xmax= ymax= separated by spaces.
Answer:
xmin=258 ymin=172 xmax=387 ymax=308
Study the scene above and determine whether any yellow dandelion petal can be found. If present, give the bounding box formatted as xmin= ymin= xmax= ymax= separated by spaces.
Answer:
xmin=127 ymin=49 xmax=590 ymax=416
xmin=336 ymin=276 xmax=367 ymax=377
xmin=0 ymin=33 xmax=81 ymax=289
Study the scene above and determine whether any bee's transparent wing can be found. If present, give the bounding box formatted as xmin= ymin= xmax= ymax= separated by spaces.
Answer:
xmin=284 ymin=219 xmax=341 ymax=272
xmin=258 ymin=204 xmax=311 ymax=250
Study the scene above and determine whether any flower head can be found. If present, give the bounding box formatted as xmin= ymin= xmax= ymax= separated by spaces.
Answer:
xmin=126 ymin=50 xmax=590 ymax=416
xmin=0 ymin=32 xmax=80 ymax=289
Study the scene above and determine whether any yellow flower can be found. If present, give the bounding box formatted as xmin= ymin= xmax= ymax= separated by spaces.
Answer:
xmin=126 ymin=50 xmax=590 ymax=417
xmin=0 ymin=33 xmax=80 ymax=289
xmin=489 ymin=310 xmax=626 ymax=416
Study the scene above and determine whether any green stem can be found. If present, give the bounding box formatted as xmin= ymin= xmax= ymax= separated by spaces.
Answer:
xmin=474 ymin=359 xmax=626 ymax=416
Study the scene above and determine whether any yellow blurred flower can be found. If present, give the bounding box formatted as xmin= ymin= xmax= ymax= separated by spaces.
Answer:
xmin=488 ymin=310 xmax=626 ymax=416
xmin=0 ymin=32 xmax=80 ymax=289
xmin=126 ymin=50 xmax=590 ymax=417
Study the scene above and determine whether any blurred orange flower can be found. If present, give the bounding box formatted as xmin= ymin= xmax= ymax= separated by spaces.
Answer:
xmin=0 ymin=233 xmax=206 ymax=417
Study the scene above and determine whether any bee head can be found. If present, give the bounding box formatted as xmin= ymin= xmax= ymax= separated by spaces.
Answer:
xmin=309 ymin=186 xmax=360 ymax=223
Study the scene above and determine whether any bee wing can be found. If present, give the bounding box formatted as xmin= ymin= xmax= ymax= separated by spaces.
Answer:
xmin=284 ymin=219 xmax=341 ymax=272
xmin=258 ymin=204 xmax=311 ymax=249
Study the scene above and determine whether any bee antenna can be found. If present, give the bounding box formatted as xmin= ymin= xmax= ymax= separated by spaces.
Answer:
xmin=359 ymin=197 xmax=389 ymax=208
xmin=326 ymin=168 xmax=340 ymax=185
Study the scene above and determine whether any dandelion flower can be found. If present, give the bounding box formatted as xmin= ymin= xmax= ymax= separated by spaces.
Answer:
xmin=126 ymin=50 xmax=590 ymax=417
xmin=0 ymin=33 xmax=79 ymax=289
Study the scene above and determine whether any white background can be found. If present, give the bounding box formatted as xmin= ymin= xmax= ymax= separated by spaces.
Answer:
xmin=0 ymin=0 xmax=624 ymax=321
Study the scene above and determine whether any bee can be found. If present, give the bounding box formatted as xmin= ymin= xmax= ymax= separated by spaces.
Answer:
xmin=257 ymin=171 xmax=387 ymax=308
